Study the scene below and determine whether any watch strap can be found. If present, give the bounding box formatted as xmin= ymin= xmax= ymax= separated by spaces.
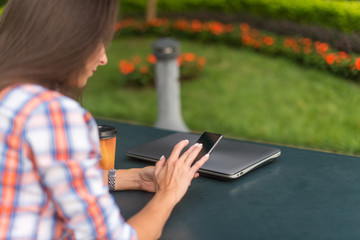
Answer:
xmin=108 ymin=169 xmax=116 ymax=191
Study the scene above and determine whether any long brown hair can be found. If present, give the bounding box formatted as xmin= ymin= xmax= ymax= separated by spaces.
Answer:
xmin=0 ymin=0 xmax=118 ymax=99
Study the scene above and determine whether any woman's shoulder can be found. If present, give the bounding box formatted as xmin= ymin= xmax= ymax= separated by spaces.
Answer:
xmin=7 ymin=83 xmax=85 ymax=111
xmin=1 ymin=83 xmax=93 ymax=123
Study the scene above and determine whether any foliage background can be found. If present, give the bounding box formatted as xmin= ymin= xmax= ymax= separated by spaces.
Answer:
xmin=120 ymin=0 xmax=360 ymax=33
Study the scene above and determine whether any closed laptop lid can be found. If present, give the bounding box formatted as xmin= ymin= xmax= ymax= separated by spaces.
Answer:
xmin=126 ymin=132 xmax=281 ymax=179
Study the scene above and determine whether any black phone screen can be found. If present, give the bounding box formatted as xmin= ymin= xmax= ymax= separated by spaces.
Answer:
xmin=195 ymin=132 xmax=223 ymax=161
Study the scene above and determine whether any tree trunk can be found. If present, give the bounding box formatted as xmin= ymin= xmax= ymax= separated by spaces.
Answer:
xmin=146 ymin=0 xmax=157 ymax=22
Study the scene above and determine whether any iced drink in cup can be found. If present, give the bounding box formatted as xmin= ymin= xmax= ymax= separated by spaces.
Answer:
xmin=98 ymin=125 xmax=117 ymax=170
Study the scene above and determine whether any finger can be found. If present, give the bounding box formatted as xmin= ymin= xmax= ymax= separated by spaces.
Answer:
xmin=178 ymin=143 xmax=200 ymax=162
xmin=193 ymin=173 xmax=200 ymax=178
xmin=184 ymin=143 xmax=203 ymax=166
xmin=190 ymin=153 xmax=210 ymax=174
xmin=167 ymin=139 xmax=189 ymax=163
xmin=154 ymin=155 xmax=165 ymax=176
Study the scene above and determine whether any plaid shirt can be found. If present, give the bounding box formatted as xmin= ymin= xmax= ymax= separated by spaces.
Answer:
xmin=0 ymin=84 xmax=136 ymax=239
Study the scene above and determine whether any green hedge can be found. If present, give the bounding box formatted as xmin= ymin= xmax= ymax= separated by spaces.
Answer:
xmin=120 ymin=0 xmax=360 ymax=33
xmin=116 ymin=18 xmax=360 ymax=82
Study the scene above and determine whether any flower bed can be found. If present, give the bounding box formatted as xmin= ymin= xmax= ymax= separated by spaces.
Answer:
xmin=120 ymin=0 xmax=360 ymax=33
xmin=116 ymin=18 xmax=360 ymax=82
xmin=118 ymin=52 xmax=206 ymax=87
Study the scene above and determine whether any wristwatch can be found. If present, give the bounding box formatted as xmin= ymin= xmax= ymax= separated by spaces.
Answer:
xmin=108 ymin=169 xmax=116 ymax=191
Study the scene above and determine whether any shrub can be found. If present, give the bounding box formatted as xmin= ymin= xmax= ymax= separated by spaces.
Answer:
xmin=120 ymin=0 xmax=360 ymax=33
xmin=118 ymin=52 xmax=206 ymax=87
xmin=116 ymin=18 xmax=360 ymax=82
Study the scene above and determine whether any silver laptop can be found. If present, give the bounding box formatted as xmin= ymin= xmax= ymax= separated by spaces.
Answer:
xmin=126 ymin=132 xmax=281 ymax=179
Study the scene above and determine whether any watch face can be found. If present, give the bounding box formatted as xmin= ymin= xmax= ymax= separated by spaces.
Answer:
xmin=109 ymin=169 xmax=116 ymax=177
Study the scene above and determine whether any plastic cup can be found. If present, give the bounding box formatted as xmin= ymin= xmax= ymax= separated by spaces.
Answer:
xmin=98 ymin=125 xmax=117 ymax=170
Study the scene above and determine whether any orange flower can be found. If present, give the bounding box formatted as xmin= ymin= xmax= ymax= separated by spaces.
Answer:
xmin=184 ymin=53 xmax=195 ymax=62
xmin=326 ymin=53 xmax=336 ymax=65
xmin=241 ymin=34 xmax=252 ymax=45
xmin=350 ymin=63 xmax=356 ymax=71
xmin=119 ymin=60 xmax=135 ymax=75
xmin=119 ymin=60 xmax=128 ymax=70
xmin=302 ymin=38 xmax=312 ymax=47
xmin=133 ymin=56 xmax=142 ymax=64
xmin=147 ymin=18 xmax=165 ymax=27
xmin=240 ymin=23 xmax=250 ymax=32
xmin=208 ymin=21 xmax=224 ymax=35
xmin=191 ymin=19 xmax=202 ymax=32
xmin=115 ymin=22 xmax=122 ymax=31
xmin=147 ymin=54 xmax=157 ymax=64
xmin=339 ymin=51 xmax=349 ymax=59
xmin=250 ymin=29 xmax=259 ymax=37
xmin=264 ymin=36 xmax=274 ymax=46
xmin=224 ymin=24 xmax=235 ymax=33
xmin=177 ymin=55 xmax=184 ymax=66
xmin=140 ymin=65 xmax=149 ymax=74
xmin=355 ymin=58 xmax=360 ymax=71
xmin=303 ymin=47 xmax=312 ymax=55
xmin=253 ymin=41 xmax=262 ymax=49
xmin=284 ymin=38 xmax=296 ymax=48
xmin=315 ymin=42 xmax=329 ymax=53
xmin=197 ymin=56 xmax=206 ymax=66
xmin=174 ymin=19 xmax=188 ymax=30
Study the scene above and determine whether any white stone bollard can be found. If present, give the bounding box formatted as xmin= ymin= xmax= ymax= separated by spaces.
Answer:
xmin=152 ymin=38 xmax=189 ymax=132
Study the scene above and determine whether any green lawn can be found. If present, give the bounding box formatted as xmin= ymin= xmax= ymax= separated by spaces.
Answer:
xmin=83 ymin=36 xmax=360 ymax=155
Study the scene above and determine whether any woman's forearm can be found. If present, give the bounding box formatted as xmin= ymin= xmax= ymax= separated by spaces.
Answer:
xmin=127 ymin=192 xmax=177 ymax=240
xmin=103 ymin=168 xmax=141 ymax=191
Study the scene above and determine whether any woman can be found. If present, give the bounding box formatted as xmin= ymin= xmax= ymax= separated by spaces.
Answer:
xmin=0 ymin=0 xmax=209 ymax=239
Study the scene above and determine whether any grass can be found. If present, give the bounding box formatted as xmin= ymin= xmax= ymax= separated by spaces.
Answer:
xmin=83 ymin=36 xmax=360 ymax=155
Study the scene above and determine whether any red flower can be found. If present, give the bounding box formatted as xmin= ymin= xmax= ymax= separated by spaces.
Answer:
xmin=184 ymin=53 xmax=195 ymax=62
xmin=241 ymin=34 xmax=251 ymax=46
xmin=191 ymin=19 xmax=202 ymax=32
xmin=303 ymin=47 xmax=312 ymax=55
xmin=338 ymin=51 xmax=352 ymax=63
xmin=293 ymin=46 xmax=301 ymax=53
xmin=119 ymin=60 xmax=135 ymax=75
xmin=132 ymin=56 xmax=142 ymax=64
xmin=174 ymin=19 xmax=188 ymax=30
xmin=326 ymin=53 xmax=336 ymax=65
xmin=264 ymin=36 xmax=274 ymax=46
xmin=303 ymin=38 xmax=312 ymax=47
xmin=224 ymin=24 xmax=235 ymax=33
xmin=147 ymin=18 xmax=168 ymax=27
xmin=315 ymin=42 xmax=329 ymax=53
xmin=115 ymin=22 xmax=122 ymax=31
xmin=177 ymin=55 xmax=184 ymax=66
xmin=355 ymin=58 xmax=360 ymax=71
xmin=284 ymin=38 xmax=296 ymax=48
xmin=197 ymin=56 xmax=206 ymax=67
xmin=147 ymin=54 xmax=157 ymax=64
xmin=253 ymin=41 xmax=262 ymax=49
xmin=208 ymin=21 xmax=224 ymax=35
xmin=140 ymin=65 xmax=149 ymax=74
xmin=240 ymin=23 xmax=250 ymax=32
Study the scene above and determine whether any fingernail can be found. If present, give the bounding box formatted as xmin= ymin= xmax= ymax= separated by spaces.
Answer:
xmin=204 ymin=153 xmax=210 ymax=158
xmin=194 ymin=143 xmax=199 ymax=147
xmin=184 ymin=139 xmax=189 ymax=143
xmin=197 ymin=143 xmax=203 ymax=148
xmin=159 ymin=155 xmax=165 ymax=160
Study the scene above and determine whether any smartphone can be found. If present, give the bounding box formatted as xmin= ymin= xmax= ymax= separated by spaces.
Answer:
xmin=194 ymin=132 xmax=223 ymax=162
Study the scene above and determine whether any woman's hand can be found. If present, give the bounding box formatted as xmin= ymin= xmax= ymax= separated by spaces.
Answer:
xmin=138 ymin=166 xmax=156 ymax=192
xmin=138 ymin=163 xmax=201 ymax=193
xmin=127 ymin=140 xmax=209 ymax=240
xmin=153 ymin=139 xmax=209 ymax=205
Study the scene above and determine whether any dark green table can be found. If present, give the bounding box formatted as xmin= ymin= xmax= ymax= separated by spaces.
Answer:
xmin=96 ymin=118 xmax=360 ymax=240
